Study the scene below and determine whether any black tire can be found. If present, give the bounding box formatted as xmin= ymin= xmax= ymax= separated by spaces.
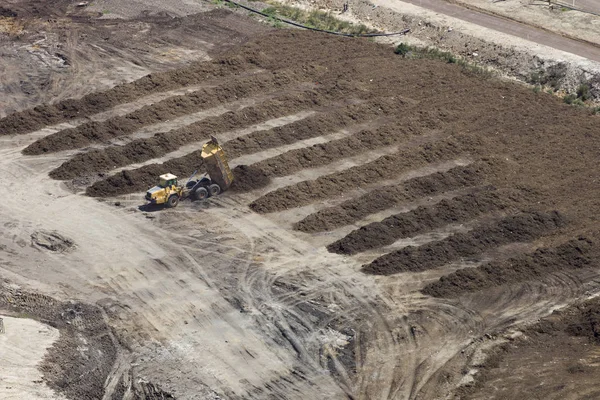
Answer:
xmin=166 ymin=195 xmax=179 ymax=208
xmin=186 ymin=180 xmax=197 ymax=189
xmin=208 ymin=184 xmax=221 ymax=197
xmin=195 ymin=187 xmax=209 ymax=200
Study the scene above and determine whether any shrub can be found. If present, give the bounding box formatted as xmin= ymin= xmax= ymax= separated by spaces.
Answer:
xmin=394 ymin=43 xmax=412 ymax=56
xmin=576 ymin=84 xmax=591 ymax=101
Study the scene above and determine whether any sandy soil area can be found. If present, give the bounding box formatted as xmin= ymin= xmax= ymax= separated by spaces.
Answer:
xmin=0 ymin=316 xmax=66 ymax=400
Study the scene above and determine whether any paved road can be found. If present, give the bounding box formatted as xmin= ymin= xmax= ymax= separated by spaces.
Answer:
xmin=380 ymin=0 xmax=600 ymax=62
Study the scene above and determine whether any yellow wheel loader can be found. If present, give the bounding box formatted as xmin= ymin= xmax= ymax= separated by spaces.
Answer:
xmin=145 ymin=137 xmax=234 ymax=208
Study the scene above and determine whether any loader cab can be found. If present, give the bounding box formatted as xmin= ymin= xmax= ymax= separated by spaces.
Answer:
xmin=159 ymin=173 xmax=178 ymax=188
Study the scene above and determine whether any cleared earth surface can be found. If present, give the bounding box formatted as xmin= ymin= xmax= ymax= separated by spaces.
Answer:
xmin=1 ymin=1 xmax=600 ymax=400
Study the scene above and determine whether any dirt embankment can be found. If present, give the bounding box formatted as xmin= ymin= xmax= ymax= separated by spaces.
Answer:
xmin=250 ymin=137 xmax=467 ymax=214
xmin=295 ymin=161 xmax=491 ymax=233
xmin=458 ymin=295 xmax=600 ymax=399
xmin=0 ymin=58 xmax=251 ymax=136
xmin=328 ymin=187 xmax=524 ymax=255
xmin=422 ymin=237 xmax=595 ymax=298
xmin=85 ymin=98 xmax=399 ymax=196
xmin=23 ymin=68 xmax=310 ymax=155
xmin=0 ymin=283 xmax=117 ymax=400
xmin=362 ymin=211 xmax=565 ymax=275
xmin=51 ymin=91 xmax=325 ymax=180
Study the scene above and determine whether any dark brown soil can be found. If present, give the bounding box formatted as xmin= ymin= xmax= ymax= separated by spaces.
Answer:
xmin=249 ymin=137 xmax=467 ymax=214
xmin=229 ymin=165 xmax=271 ymax=193
xmin=362 ymin=211 xmax=566 ymax=275
xmin=0 ymin=283 xmax=117 ymax=400
xmin=422 ymin=237 xmax=596 ymax=298
xmin=328 ymin=187 xmax=525 ymax=255
xmin=295 ymin=162 xmax=491 ymax=233
xmin=23 ymin=68 xmax=309 ymax=155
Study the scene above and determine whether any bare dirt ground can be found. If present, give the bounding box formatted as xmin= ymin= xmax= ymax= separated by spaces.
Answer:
xmin=1 ymin=1 xmax=600 ymax=400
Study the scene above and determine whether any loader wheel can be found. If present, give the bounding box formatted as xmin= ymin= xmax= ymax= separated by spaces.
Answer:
xmin=195 ymin=187 xmax=209 ymax=200
xmin=166 ymin=195 xmax=179 ymax=208
xmin=208 ymin=184 xmax=221 ymax=197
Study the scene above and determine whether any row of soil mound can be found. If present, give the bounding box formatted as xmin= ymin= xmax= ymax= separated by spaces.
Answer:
xmin=249 ymin=137 xmax=467 ymax=214
xmin=294 ymin=161 xmax=493 ymax=233
xmin=24 ymin=68 xmax=310 ymax=155
xmin=422 ymin=237 xmax=595 ymax=298
xmin=328 ymin=187 xmax=526 ymax=255
xmin=0 ymin=283 xmax=117 ymax=400
xmin=51 ymin=91 xmax=324 ymax=180
xmin=252 ymin=118 xmax=426 ymax=178
xmin=362 ymin=211 xmax=566 ymax=275
xmin=86 ymin=98 xmax=400 ymax=196
xmin=0 ymin=57 xmax=252 ymax=135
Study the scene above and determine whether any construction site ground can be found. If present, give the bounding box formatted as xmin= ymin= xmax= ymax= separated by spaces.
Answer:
xmin=1 ymin=0 xmax=600 ymax=399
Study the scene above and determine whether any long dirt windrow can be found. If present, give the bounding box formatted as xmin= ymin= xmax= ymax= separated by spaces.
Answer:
xmin=362 ymin=211 xmax=566 ymax=275
xmin=327 ymin=187 xmax=526 ymax=255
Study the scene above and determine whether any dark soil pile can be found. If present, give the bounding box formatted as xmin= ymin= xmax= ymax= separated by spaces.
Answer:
xmin=422 ymin=237 xmax=595 ymax=297
xmin=328 ymin=187 xmax=524 ymax=255
xmin=249 ymin=137 xmax=466 ymax=214
xmin=362 ymin=211 xmax=566 ymax=275
xmin=295 ymin=161 xmax=491 ymax=233
xmin=0 ymin=284 xmax=117 ymax=400
xmin=0 ymin=7 xmax=17 ymax=17
xmin=229 ymin=165 xmax=271 ymax=193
